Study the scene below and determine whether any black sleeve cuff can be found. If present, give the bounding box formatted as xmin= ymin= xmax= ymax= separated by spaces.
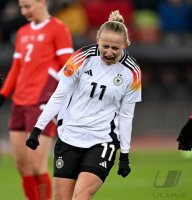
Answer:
xmin=120 ymin=153 xmax=129 ymax=161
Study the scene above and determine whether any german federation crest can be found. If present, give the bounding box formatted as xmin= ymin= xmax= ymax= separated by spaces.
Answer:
xmin=56 ymin=157 xmax=64 ymax=169
xmin=113 ymin=74 xmax=123 ymax=86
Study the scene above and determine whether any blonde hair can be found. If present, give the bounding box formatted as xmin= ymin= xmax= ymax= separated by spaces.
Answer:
xmin=97 ymin=10 xmax=130 ymax=46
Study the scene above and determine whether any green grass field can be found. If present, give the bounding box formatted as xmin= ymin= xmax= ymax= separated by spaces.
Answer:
xmin=0 ymin=150 xmax=192 ymax=200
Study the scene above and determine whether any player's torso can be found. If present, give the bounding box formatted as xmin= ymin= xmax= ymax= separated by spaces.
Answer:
xmin=77 ymin=56 xmax=129 ymax=109
xmin=59 ymin=55 xmax=134 ymax=147
xmin=20 ymin=23 xmax=56 ymax=62
xmin=63 ymin=56 xmax=132 ymax=130
xmin=14 ymin=19 xmax=60 ymax=105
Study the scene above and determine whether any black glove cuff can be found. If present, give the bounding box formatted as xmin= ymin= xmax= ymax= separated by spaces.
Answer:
xmin=31 ymin=127 xmax=41 ymax=138
xmin=178 ymin=118 xmax=192 ymax=142
xmin=119 ymin=153 xmax=129 ymax=161
xmin=186 ymin=118 xmax=192 ymax=129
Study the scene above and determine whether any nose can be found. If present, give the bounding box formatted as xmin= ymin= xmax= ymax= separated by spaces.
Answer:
xmin=105 ymin=48 xmax=114 ymax=56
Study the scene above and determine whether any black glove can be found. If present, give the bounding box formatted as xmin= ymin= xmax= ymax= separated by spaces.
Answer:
xmin=118 ymin=153 xmax=131 ymax=178
xmin=177 ymin=118 xmax=192 ymax=151
xmin=0 ymin=94 xmax=6 ymax=106
xmin=26 ymin=127 xmax=41 ymax=150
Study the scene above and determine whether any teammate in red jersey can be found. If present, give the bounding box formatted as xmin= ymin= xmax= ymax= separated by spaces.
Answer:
xmin=0 ymin=0 xmax=74 ymax=199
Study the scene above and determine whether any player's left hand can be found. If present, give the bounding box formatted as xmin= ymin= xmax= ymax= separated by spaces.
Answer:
xmin=177 ymin=118 xmax=192 ymax=151
xmin=118 ymin=153 xmax=131 ymax=178
xmin=26 ymin=127 xmax=41 ymax=150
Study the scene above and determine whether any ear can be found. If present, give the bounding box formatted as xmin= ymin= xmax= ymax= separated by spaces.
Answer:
xmin=124 ymin=42 xmax=129 ymax=49
xmin=96 ymin=37 xmax=100 ymax=45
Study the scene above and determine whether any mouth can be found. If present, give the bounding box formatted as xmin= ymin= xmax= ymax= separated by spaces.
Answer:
xmin=104 ymin=56 xmax=115 ymax=61
xmin=24 ymin=15 xmax=33 ymax=21
xmin=103 ymin=56 xmax=116 ymax=65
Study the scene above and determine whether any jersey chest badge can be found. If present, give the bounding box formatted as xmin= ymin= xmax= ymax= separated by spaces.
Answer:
xmin=113 ymin=74 xmax=123 ymax=86
xmin=37 ymin=34 xmax=45 ymax=42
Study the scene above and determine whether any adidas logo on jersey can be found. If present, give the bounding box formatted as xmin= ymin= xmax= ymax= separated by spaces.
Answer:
xmin=84 ymin=70 xmax=93 ymax=76
xmin=99 ymin=161 xmax=107 ymax=168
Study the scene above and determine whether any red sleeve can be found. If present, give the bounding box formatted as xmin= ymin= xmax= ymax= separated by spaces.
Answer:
xmin=0 ymin=59 xmax=21 ymax=98
xmin=58 ymin=54 xmax=72 ymax=67
xmin=53 ymin=19 xmax=74 ymax=66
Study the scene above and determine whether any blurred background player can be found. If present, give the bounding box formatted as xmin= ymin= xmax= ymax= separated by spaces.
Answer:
xmin=0 ymin=0 xmax=74 ymax=199
xmin=26 ymin=10 xmax=141 ymax=200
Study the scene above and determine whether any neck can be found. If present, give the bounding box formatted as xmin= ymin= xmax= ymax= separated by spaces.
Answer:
xmin=117 ymin=51 xmax=124 ymax=62
xmin=34 ymin=10 xmax=50 ymax=24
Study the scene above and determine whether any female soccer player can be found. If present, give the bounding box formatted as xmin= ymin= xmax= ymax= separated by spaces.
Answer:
xmin=0 ymin=0 xmax=73 ymax=199
xmin=27 ymin=10 xmax=142 ymax=200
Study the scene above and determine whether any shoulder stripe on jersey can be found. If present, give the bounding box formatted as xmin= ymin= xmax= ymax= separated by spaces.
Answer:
xmin=72 ymin=45 xmax=98 ymax=65
xmin=63 ymin=45 xmax=98 ymax=77
xmin=121 ymin=53 xmax=141 ymax=91
xmin=125 ymin=58 xmax=141 ymax=82
xmin=122 ymin=55 xmax=141 ymax=83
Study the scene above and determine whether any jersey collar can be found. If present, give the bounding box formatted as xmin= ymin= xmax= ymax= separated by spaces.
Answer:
xmin=31 ymin=18 xmax=50 ymax=30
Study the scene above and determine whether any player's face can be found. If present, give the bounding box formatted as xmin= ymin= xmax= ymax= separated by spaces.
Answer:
xmin=97 ymin=29 xmax=127 ymax=65
xmin=19 ymin=0 xmax=44 ymax=23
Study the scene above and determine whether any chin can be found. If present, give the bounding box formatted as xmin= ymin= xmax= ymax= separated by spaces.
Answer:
xmin=104 ymin=59 xmax=115 ymax=65
xmin=106 ymin=62 xmax=114 ymax=65
xmin=26 ymin=17 xmax=32 ymax=22
xmin=103 ymin=60 xmax=111 ymax=65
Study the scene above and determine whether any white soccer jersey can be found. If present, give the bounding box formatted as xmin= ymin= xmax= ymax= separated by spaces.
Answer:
xmin=36 ymin=44 xmax=142 ymax=153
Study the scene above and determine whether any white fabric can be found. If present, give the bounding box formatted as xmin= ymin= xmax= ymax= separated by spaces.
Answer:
xmin=35 ymin=45 xmax=141 ymax=153
xmin=35 ymin=81 xmax=71 ymax=130
xmin=119 ymin=102 xmax=135 ymax=153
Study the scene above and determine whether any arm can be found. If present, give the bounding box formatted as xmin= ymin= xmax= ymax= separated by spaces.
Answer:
xmin=26 ymin=45 xmax=94 ymax=149
xmin=26 ymin=79 xmax=71 ymax=150
xmin=54 ymin=21 xmax=74 ymax=68
xmin=117 ymin=56 xmax=142 ymax=177
xmin=0 ymin=29 xmax=22 ymax=106
xmin=177 ymin=116 xmax=192 ymax=151
xmin=117 ymin=102 xmax=135 ymax=178
xmin=0 ymin=59 xmax=21 ymax=106
xmin=119 ymin=102 xmax=135 ymax=153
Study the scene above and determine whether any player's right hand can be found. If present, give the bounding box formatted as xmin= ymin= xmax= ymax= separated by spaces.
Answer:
xmin=26 ymin=127 xmax=41 ymax=150
xmin=177 ymin=117 xmax=192 ymax=151
xmin=118 ymin=153 xmax=131 ymax=178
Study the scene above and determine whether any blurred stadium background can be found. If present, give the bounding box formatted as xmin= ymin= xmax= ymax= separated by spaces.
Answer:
xmin=0 ymin=0 xmax=192 ymax=199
